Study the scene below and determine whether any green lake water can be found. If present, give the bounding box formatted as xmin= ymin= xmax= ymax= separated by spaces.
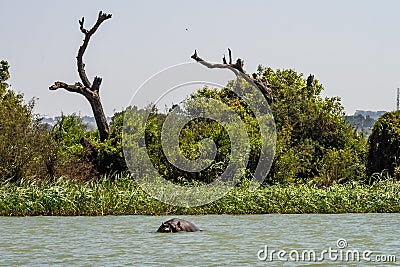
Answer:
xmin=0 ymin=214 xmax=399 ymax=266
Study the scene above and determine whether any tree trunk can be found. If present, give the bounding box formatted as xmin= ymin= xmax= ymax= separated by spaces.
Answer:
xmin=87 ymin=88 xmax=110 ymax=141
xmin=49 ymin=11 xmax=112 ymax=141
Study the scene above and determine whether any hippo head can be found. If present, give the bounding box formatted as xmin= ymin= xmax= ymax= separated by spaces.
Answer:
xmin=157 ymin=221 xmax=183 ymax=233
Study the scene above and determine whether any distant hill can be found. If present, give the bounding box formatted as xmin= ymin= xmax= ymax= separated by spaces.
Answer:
xmin=344 ymin=110 xmax=388 ymax=135
xmin=353 ymin=110 xmax=387 ymax=120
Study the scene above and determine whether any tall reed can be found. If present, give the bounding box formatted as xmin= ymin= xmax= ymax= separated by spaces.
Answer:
xmin=0 ymin=177 xmax=399 ymax=216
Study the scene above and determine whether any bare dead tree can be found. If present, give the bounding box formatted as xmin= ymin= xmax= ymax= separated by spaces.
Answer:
xmin=191 ymin=49 xmax=273 ymax=104
xmin=49 ymin=11 xmax=112 ymax=141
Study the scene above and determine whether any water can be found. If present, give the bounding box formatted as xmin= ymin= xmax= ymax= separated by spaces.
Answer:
xmin=0 ymin=214 xmax=399 ymax=266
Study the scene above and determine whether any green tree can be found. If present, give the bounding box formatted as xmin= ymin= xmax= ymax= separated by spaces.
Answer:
xmin=258 ymin=66 xmax=367 ymax=185
xmin=94 ymin=111 xmax=128 ymax=175
xmin=367 ymin=111 xmax=400 ymax=181
xmin=0 ymin=60 xmax=10 ymax=94
xmin=125 ymin=67 xmax=366 ymax=186
xmin=0 ymin=60 xmax=58 ymax=182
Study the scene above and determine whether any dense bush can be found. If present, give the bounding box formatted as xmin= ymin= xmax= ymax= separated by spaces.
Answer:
xmin=0 ymin=59 xmax=368 ymax=185
xmin=367 ymin=111 xmax=400 ymax=181
xmin=50 ymin=112 xmax=128 ymax=180
xmin=49 ymin=114 xmax=99 ymax=181
xmin=122 ymin=67 xmax=367 ymax=186
xmin=0 ymin=61 xmax=101 ymax=182
xmin=94 ymin=111 xmax=127 ymax=175
xmin=258 ymin=67 xmax=367 ymax=185
xmin=0 ymin=60 xmax=58 ymax=182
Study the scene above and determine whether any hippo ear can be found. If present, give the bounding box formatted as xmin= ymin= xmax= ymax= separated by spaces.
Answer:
xmin=177 ymin=221 xmax=181 ymax=226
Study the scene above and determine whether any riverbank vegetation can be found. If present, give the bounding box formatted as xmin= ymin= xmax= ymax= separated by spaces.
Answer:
xmin=1 ymin=176 xmax=399 ymax=216
xmin=1 ymin=55 xmax=399 ymax=215
xmin=0 ymin=61 xmax=370 ymax=185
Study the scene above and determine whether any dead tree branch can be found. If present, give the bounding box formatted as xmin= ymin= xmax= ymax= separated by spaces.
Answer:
xmin=191 ymin=49 xmax=273 ymax=104
xmin=49 ymin=11 xmax=112 ymax=141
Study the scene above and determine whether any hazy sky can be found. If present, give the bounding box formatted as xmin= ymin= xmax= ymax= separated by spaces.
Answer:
xmin=2 ymin=0 xmax=400 ymax=116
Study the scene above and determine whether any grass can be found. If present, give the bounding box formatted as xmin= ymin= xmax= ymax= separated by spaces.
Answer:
xmin=0 ymin=177 xmax=399 ymax=216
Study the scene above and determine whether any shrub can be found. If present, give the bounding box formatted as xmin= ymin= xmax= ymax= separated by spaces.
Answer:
xmin=259 ymin=67 xmax=367 ymax=184
xmin=367 ymin=111 xmax=400 ymax=181
xmin=120 ymin=68 xmax=367 ymax=185
xmin=49 ymin=111 xmax=131 ymax=180
xmin=50 ymin=114 xmax=99 ymax=181
xmin=94 ymin=110 xmax=127 ymax=175
xmin=0 ymin=60 xmax=58 ymax=182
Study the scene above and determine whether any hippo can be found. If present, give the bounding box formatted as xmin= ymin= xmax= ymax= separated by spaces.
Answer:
xmin=157 ymin=218 xmax=201 ymax=233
